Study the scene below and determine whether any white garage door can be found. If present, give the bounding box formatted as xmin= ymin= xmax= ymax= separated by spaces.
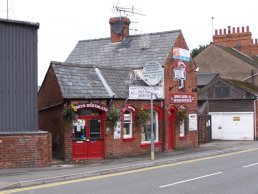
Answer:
xmin=210 ymin=112 xmax=254 ymax=140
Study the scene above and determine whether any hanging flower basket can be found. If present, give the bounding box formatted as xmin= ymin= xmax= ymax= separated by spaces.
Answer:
xmin=136 ymin=108 xmax=151 ymax=126
xmin=106 ymin=106 xmax=121 ymax=129
xmin=176 ymin=109 xmax=187 ymax=124
xmin=61 ymin=104 xmax=77 ymax=128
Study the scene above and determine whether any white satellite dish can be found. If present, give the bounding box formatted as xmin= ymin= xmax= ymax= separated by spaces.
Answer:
xmin=142 ymin=61 xmax=163 ymax=86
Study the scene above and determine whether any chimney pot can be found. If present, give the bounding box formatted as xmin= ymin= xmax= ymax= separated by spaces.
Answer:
xmin=242 ymin=26 xmax=245 ymax=33
xmin=215 ymin=29 xmax=218 ymax=35
xmin=228 ymin=26 xmax=231 ymax=34
xmin=256 ymin=39 xmax=258 ymax=44
xmin=246 ymin=26 xmax=249 ymax=32
xmin=223 ymin=28 xmax=226 ymax=34
xmin=232 ymin=27 xmax=235 ymax=33
xmin=219 ymin=29 xmax=222 ymax=35
xmin=237 ymin=27 xmax=240 ymax=33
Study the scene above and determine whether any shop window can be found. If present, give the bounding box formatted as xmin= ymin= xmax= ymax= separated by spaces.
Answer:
xmin=141 ymin=111 xmax=158 ymax=143
xmin=73 ymin=119 xmax=86 ymax=140
xmin=123 ymin=110 xmax=132 ymax=138
xmin=179 ymin=120 xmax=186 ymax=137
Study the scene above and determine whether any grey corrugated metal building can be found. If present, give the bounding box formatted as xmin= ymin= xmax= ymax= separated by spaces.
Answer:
xmin=0 ymin=18 xmax=39 ymax=132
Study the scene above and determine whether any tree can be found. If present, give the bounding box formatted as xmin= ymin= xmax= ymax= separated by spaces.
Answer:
xmin=191 ymin=45 xmax=208 ymax=58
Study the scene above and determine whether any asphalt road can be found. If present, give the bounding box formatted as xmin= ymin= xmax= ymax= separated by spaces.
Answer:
xmin=2 ymin=149 xmax=258 ymax=194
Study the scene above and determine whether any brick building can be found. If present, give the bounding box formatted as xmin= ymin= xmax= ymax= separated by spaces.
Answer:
xmin=213 ymin=26 xmax=258 ymax=57
xmin=38 ymin=17 xmax=198 ymax=161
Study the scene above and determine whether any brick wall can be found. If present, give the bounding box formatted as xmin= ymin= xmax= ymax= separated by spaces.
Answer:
xmin=163 ymin=31 xmax=199 ymax=150
xmin=213 ymin=26 xmax=258 ymax=57
xmin=0 ymin=132 xmax=52 ymax=168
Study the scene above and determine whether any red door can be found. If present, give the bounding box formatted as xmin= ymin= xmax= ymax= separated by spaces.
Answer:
xmin=72 ymin=115 xmax=104 ymax=160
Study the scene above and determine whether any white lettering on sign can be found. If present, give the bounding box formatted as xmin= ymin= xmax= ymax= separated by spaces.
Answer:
xmin=170 ymin=94 xmax=195 ymax=103
xmin=76 ymin=104 xmax=108 ymax=112
xmin=129 ymin=85 xmax=164 ymax=100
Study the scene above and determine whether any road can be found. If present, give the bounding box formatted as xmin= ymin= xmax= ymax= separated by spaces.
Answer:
xmin=2 ymin=149 xmax=258 ymax=194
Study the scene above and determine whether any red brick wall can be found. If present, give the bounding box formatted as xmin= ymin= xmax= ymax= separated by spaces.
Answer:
xmin=256 ymin=101 xmax=258 ymax=140
xmin=0 ymin=132 xmax=52 ymax=168
xmin=163 ymin=31 xmax=199 ymax=150
xmin=38 ymin=65 xmax=64 ymax=110
xmin=213 ymin=26 xmax=258 ymax=57
xmin=38 ymin=65 xmax=65 ymax=159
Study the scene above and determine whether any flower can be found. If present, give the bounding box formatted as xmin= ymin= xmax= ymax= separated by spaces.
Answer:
xmin=136 ymin=108 xmax=151 ymax=126
xmin=106 ymin=106 xmax=121 ymax=128
xmin=61 ymin=105 xmax=77 ymax=128
xmin=176 ymin=109 xmax=187 ymax=123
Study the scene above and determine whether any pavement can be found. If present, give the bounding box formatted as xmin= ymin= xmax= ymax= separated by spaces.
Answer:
xmin=1 ymin=140 xmax=258 ymax=191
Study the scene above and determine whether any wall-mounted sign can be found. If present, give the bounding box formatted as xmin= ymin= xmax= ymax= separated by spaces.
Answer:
xmin=170 ymin=94 xmax=195 ymax=103
xmin=75 ymin=103 xmax=108 ymax=112
xmin=173 ymin=68 xmax=186 ymax=80
xmin=129 ymin=85 xmax=164 ymax=100
xmin=189 ymin=114 xmax=197 ymax=131
xmin=114 ymin=121 xmax=121 ymax=139
xmin=172 ymin=47 xmax=190 ymax=62
xmin=142 ymin=61 xmax=163 ymax=86
xmin=233 ymin=116 xmax=240 ymax=121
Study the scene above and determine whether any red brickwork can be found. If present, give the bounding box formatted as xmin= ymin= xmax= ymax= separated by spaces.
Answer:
xmin=0 ymin=132 xmax=52 ymax=168
xmin=213 ymin=26 xmax=258 ymax=57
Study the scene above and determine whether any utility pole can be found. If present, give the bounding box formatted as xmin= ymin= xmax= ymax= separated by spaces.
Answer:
xmin=7 ymin=0 xmax=9 ymax=19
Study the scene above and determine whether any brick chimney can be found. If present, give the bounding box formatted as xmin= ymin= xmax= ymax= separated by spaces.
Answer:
xmin=109 ymin=17 xmax=130 ymax=43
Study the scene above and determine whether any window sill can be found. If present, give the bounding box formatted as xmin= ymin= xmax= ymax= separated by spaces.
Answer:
xmin=122 ymin=137 xmax=136 ymax=142
xmin=140 ymin=142 xmax=162 ymax=148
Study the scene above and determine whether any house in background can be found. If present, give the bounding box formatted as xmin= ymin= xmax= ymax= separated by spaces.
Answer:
xmin=194 ymin=43 xmax=258 ymax=86
xmin=198 ymin=76 xmax=258 ymax=141
xmin=38 ymin=16 xmax=199 ymax=161
xmin=0 ymin=19 xmax=51 ymax=168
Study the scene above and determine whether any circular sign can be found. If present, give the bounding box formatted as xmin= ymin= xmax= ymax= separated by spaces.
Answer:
xmin=142 ymin=61 xmax=163 ymax=86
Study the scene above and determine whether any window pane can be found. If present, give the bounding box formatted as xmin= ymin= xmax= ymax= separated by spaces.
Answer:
xmin=89 ymin=119 xmax=101 ymax=140
xmin=141 ymin=111 xmax=158 ymax=142
xmin=123 ymin=110 xmax=132 ymax=138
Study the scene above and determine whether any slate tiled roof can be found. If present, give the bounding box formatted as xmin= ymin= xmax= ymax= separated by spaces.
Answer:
xmin=197 ymin=72 xmax=219 ymax=87
xmin=52 ymin=62 xmax=145 ymax=99
xmin=216 ymin=44 xmax=258 ymax=68
xmin=65 ymin=30 xmax=180 ymax=68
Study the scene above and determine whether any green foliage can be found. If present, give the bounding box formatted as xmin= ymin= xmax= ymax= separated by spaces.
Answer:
xmin=61 ymin=105 xmax=77 ymax=128
xmin=176 ymin=109 xmax=187 ymax=123
xmin=191 ymin=44 xmax=208 ymax=58
xmin=136 ymin=108 xmax=151 ymax=126
xmin=106 ymin=107 xmax=121 ymax=128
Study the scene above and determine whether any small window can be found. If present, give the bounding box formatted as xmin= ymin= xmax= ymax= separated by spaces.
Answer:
xmin=141 ymin=111 xmax=159 ymax=143
xmin=123 ymin=110 xmax=132 ymax=138
xmin=179 ymin=120 xmax=185 ymax=137
xmin=214 ymin=87 xmax=230 ymax=98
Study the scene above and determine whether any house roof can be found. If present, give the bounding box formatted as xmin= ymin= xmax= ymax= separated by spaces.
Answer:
xmin=52 ymin=61 xmax=145 ymax=99
xmin=0 ymin=18 xmax=39 ymax=28
xmin=226 ymin=79 xmax=258 ymax=96
xmin=216 ymin=44 xmax=258 ymax=68
xmin=65 ymin=30 xmax=181 ymax=68
xmin=197 ymin=72 xmax=219 ymax=87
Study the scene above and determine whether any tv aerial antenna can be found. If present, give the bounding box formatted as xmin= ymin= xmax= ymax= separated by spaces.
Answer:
xmin=112 ymin=3 xmax=146 ymax=17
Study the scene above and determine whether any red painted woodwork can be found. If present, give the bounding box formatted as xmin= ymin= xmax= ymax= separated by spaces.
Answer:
xmin=72 ymin=114 xmax=104 ymax=160
xmin=167 ymin=105 xmax=177 ymax=149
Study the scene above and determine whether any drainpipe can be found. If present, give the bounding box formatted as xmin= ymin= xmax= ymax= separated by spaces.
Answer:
xmin=253 ymin=98 xmax=257 ymax=140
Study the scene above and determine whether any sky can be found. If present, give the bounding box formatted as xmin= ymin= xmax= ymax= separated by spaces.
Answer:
xmin=0 ymin=0 xmax=258 ymax=85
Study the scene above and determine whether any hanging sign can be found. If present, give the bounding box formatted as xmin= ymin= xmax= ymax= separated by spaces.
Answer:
xmin=114 ymin=121 xmax=121 ymax=139
xmin=142 ymin=61 xmax=163 ymax=85
xmin=172 ymin=47 xmax=190 ymax=62
xmin=129 ymin=85 xmax=164 ymax=100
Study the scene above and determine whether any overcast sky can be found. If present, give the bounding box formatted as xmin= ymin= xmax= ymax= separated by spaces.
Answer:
xmin=1 ymin=0 xmax=258 ymax=85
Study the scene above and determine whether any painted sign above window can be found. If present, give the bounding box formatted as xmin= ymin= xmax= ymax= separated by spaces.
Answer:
xmin=170 ymin=94 xmax=195 ymax=103
xmin=172 ymin=47 xmax=190 ymax=62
